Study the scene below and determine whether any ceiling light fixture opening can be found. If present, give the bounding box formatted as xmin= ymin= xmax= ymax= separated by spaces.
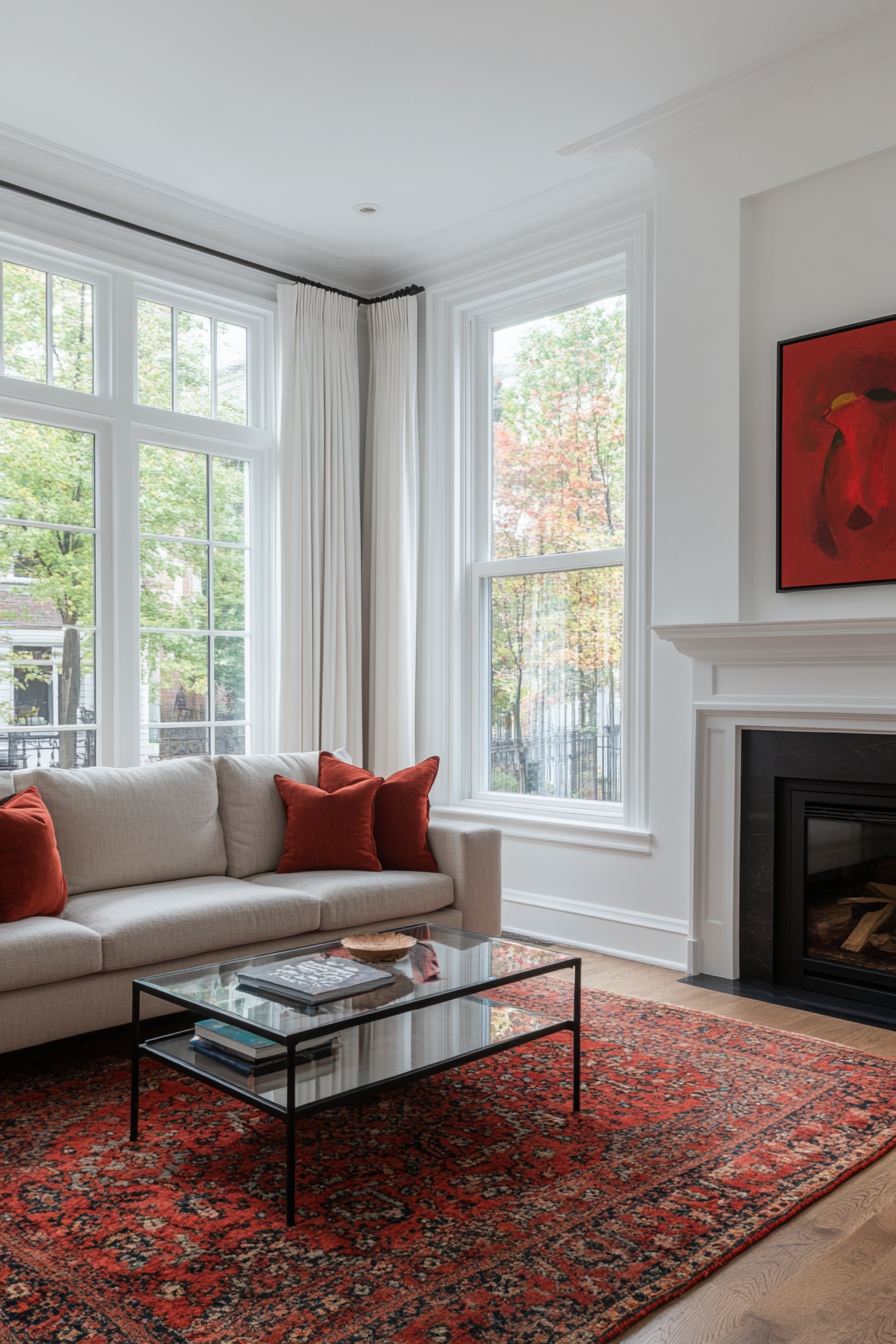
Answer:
xmin=353 ymin=202 xmax=382 ymax=215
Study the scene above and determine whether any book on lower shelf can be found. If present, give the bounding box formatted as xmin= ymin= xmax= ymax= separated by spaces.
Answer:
xmin=188 ymin=1032 xmax=339 ymax=1078
xmin=194 ymin=1019 xmax=287 ymax=1061
xmin=237 ymin=953 xmax=394 ymax=1005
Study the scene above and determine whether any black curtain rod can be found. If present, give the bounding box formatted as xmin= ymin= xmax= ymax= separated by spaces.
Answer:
xmin=0 ymin=177 xmax=423 ymax=305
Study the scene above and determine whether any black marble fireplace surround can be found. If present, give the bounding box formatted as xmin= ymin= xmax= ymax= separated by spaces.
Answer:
xmin=684 ymin=730 xmax=896 ymax=1028
xmin=740 ymin=730 xmax=896 ymax=979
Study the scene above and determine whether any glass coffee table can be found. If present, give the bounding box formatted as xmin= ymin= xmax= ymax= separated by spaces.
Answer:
xmin=131 ymin=922 xmax=581 ymax=1225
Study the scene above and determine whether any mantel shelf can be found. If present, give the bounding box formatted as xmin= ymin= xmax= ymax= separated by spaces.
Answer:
xmin=652 ymin=618 xmax=896 ymax=665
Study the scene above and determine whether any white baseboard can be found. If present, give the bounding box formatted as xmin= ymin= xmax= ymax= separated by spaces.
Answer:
xmin=501 ymin=888 xmax=688 ymax=971
xmin=501 ymin=924 xmax=687 ymax=971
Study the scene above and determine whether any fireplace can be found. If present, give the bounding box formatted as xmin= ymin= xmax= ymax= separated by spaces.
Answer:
xmin=736 ymin=729 xmax=896 ymax=1025
xmin=652 ymin=617 xmax=895 ymax=990
xmin=775 ymin=778 xmax=896 ymax=1010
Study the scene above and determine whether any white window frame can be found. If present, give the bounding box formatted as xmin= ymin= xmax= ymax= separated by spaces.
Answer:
xmin=0 ymin=238 xmax=114 ymax=400
xmin=126 ymin=421 xmax=267 ymax=766
xmin=0 ymin=392 xmax=111 ymax=766
xmin=133 ymin=277 xmax=268 ymax=429
xmin=419 ymin=212 xmax=652 ymax=844
xmin=0 ymin=226 xmax=277 ymax=769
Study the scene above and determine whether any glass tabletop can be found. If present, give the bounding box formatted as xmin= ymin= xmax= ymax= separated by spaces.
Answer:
xmin=136 ymin=922 xmax=575 ymax=1044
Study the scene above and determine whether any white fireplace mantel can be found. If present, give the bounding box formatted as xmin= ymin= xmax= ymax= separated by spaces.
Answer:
xmin=653 ymin=617 xmax=896 ymax=665
xmin=652 ymin=616 xmax=896 ymax=979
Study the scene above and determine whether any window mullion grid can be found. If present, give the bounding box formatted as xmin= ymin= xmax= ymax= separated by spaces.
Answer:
xmin=45 ymin=269 xmax=52 ymax=387
xmin=135 ymin=531 xmax=243 ymax=548
xmin=1 ymin=501 xmax=99 ymax=765
xmin=171 ymin=306 xmax=178 ymax=413
xmin=0 ymin=515 xmax=97 ymax=536
xmin=3 ymin=249 xmax=269 ymax=769
xmin=472 ymin=547 xmax=624 ymax=582
xmin=207 ymin=453 xmax=214 ymax=754
xmin=211 ymin=320 xmax=218 ymax=421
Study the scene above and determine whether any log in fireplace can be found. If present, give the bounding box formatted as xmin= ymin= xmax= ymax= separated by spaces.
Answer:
xmin=775 ymin=778 xmax=896 ymax=1012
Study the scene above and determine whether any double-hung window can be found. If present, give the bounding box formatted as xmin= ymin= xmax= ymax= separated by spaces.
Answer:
xmin=0 ymin=236 xmax=274 ymax=771
xmin=472 ymin=293 xmax=627 ymax=808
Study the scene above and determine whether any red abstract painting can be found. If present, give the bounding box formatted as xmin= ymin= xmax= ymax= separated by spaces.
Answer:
xmin=778 ymin=314 xmax=896 ymax=590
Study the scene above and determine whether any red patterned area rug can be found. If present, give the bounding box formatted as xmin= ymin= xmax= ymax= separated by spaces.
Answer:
xmin=3 ymin=981 xmax=896 ymax=1344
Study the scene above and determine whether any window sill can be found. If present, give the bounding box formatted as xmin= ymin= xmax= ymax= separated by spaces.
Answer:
xmin=430 ymin=800 xmax=652 ymax=855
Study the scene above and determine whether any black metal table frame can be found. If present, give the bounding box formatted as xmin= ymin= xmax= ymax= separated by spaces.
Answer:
xmin=130 ymin=938 xmax=582 ymax=1226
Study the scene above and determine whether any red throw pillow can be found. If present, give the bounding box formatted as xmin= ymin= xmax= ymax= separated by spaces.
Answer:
xmin=318 ymin=754 xmax=440 ymax=872
xmin=275 ymin=774 xmax=382 ymax=873
xmin=0 ymin=786 xmax=68 ymax=922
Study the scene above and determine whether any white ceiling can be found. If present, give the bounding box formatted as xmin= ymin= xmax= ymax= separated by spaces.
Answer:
xmin=0 ymin=0 xmax=888 ymax=276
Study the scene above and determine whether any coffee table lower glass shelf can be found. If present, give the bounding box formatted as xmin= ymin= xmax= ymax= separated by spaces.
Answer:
xmin=130 ymin=924 xmax=581 ymax=1225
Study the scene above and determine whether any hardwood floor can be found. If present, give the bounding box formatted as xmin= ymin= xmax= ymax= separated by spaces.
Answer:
xmin=536 ymin=943 xmax=896 ymax=1344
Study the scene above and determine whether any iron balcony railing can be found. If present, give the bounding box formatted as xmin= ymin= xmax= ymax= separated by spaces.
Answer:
xmin=490 ymin=726 xmax=621 ymax=802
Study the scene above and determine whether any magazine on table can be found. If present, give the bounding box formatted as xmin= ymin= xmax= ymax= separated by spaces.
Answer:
xmin=237 ymin=953 xmax=394 ymax=1005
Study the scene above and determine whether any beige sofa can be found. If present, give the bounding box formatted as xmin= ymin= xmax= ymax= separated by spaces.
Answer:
xmin=0 ymin=751 xmax=501 ymax=1054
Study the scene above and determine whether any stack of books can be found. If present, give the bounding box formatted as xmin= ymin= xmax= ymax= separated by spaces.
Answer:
xmin=237 ymin=953 xmax=394 ymax=1004
xmin=189 ymin=1018 xmax=339 ymax=1087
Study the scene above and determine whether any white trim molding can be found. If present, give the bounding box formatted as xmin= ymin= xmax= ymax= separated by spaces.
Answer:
xmin=690 ymin=706 xmax=896 ymax=981
xmin=653 ymin=618 xmax=896 ymax=665
xmin=0 ymin=225 xmax=279 ymax=769
xmin=432 ymin=803 xmax=651 ymax=855
xmin=654 ymin=618 xmax=896 ymax=981
xmin=418 ymin=204 xmax=654 ymax=838
xmin=0 ymin=121 xmax=371 ymax=296
xmin=558 ymin=5 xmax=896 ymax=160
xmin=502 ymin=888 xmax=687 ymax=970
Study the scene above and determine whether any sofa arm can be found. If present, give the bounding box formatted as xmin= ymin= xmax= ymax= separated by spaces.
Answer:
xmin=427 ymin=821 xmax=502 ymax=937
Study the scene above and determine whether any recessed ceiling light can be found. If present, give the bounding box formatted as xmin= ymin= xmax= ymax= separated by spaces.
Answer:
xmin=353 ymin=203 xmax=382 ymax=215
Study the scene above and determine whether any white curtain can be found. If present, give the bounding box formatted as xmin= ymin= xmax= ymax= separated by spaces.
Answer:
xmin=278 ymin=283 xmax=363 ymax=764
xmin=365 ymin=294 xmax=419 ymax=778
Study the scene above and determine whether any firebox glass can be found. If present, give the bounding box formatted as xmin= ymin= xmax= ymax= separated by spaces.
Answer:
xmin=804 ymin=802 xmax=896 ymax=973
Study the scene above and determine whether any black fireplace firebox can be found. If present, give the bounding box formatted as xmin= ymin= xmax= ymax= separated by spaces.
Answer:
xmin=775 ymin=778 xmax=896 ymax=1012
xmin=727 ymin=731 xmax=896 ymax=1027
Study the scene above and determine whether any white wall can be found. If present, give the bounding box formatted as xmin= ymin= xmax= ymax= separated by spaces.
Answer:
xmin=442 ymin=46 xmax=896 ymax=968
xmin=501 ymin=632 xmax=694 ymax=967
xmin=740 ymin=147 xmax=896 ymax=621
xmin=652 ymin=61 xmax=896 ymax=629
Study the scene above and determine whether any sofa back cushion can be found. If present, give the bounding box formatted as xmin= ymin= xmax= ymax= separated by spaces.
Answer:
xmin=215 ymin=750 xmax=349 ymax=878
xmin=12 ymin=756 xmax=226 ymax=896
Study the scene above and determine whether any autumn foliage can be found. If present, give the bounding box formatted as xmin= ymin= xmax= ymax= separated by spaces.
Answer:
xmin=490 ymin=300 xmax=625 ymax=800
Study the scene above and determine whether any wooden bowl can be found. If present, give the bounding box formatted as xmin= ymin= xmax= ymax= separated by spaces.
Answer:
xmin=341 ymin=932 xmax=417 ymax=962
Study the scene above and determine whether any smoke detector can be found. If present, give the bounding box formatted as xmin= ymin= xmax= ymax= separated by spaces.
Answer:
xmin=353 ymin=203 xmax=382 ymax=215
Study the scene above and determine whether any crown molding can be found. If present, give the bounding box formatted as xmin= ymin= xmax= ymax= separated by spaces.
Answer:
xmin=559 ymin=4 xmax=896 ymax=160
xmin=0 ymin=121 xmax=374 ymax=295
xmin=0 ymin=118 xmax=656 ymax=299
xmin=376 ymin=168 xmax=654 ymax=295
xmin=3 ymin=7 xmax=893 ymax=300
xmin=653 ymin=617 xmax=896 ymax=665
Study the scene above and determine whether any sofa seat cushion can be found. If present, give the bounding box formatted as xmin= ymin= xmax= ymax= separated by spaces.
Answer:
xmin=12 ymin=757 xmax=226 ymax=896
xmin=0 ymin=916 xmax=103 ymax=992
xmin=62 ymin=876 xmax=321 ymax=972
xmin=243 ymin=869 xmax=454 ymax=931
